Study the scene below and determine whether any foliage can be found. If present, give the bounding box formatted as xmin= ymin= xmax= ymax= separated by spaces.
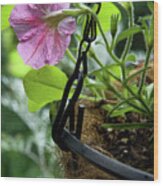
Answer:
xmin=1 ymin=77 xmax=64 ymax=177
xmin=102 ymin=123 xmax=153 ymax=130
xmin=23 ymin=66 xmax=68 ymax=112
xmin=8 ymin=50 xmax=31 ymax=78
xmin=1 ymin=2 xmax=154 ymax=177
xmin=97 ymin=2 xmax=121 ymax=33
xmin=1 ymin=5 xmax=14 ymax=30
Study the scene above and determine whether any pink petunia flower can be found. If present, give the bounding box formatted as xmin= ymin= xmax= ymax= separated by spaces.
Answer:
xmin=9 ymin=4 xmax=76 ymax=69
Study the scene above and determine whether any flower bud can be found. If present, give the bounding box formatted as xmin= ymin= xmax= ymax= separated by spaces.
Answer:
xmin=111 ymin=14 xmax=119 ymax=38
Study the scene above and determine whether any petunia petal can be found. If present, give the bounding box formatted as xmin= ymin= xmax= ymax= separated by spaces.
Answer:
xmin=9 ymin=5 xmax=43 ymax=41
xmin=58 ymin=17 xmax=76 ymax=35
xmin=17 ymin=25 xmax=71 ymax=69
xmin=17 ymin=24 xmax=49 ymax=69
xmin=45 ymin=30 xmax=71 ymax=65
xmin=50 ymin=3 xmax=70 ymax=11
xmin=10 ymin=3 xmax=76 ymax=69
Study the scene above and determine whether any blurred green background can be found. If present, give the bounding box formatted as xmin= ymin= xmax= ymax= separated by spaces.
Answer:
xmin=1 ymin=18 xmax=65 ymax=178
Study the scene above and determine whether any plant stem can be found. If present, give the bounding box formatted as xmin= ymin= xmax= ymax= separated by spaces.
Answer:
xmin=90 ymin=46 xmax=151 ymax=114
xmin=107 ymin=84 xmax=147 ymax=113
xmin=67 ymin=42 xmax=148 ymax=114
xmin=124 ymin=82 xmax=151 ymax=114
xmin=94 ymin=15 xmax=121 ymax=65
xmin=66 ymin=49 xmax=76 ymax=64
xmin=67 ymin=5 xmax=151 ymax=115
xmin=121 ymin=4 xmax=134 ymax=62
xmin=124 ymin=66 xmax=151 ymax=84
xmin=89 ymin=49 xmax=103 ymax=68
xmin=120 ymin=3 xmax=134 ymax=81
xmin=138 ymin=47 xmax=152 ymax=94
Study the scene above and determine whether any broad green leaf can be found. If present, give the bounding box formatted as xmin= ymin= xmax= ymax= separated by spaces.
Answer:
xmin=23 ymin=66 xmax=68 ymax=111
xmin=1 ymin=5 xmax=14 ymax=30
xmin=98 ymin=2 xmax=121 ymax=34
xmin=8 ymin=50 xmax=31 ymax=78
xmin=116 ymin=26 xmax=142 ymax=44
xmin=102 ymin=123 xmax=153 ymax=130
xmin=28 ymin=99 xmax=45 ymax=112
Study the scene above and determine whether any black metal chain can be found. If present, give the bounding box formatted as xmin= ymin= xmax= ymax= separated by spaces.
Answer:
xmin=52 ymin=3 xmax=101 ymax=150
xmin=51 ymin=3 xmax=154 ymax=180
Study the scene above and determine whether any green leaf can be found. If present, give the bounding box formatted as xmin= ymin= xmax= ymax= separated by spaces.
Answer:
xmin=8 ymin=50 xmax=31 ymax=78
xmin=1 ymin=105 xmax=30 ymax=135
xmin=119 ymin=2 xmax=132 ymax=12
xmin=102 ymin=123 xmax=153 ymax=130
xmin=125 ymin=66 xmax=151 ymax=84
xmin=146 ymin=83 xmax=154 ymax=101
xmin=126 ymin=54 xmax=136 ymax=62
xmin=145 ymin=83 xmax=154 ymax=113
xmin=116 ymin=26 xmax=142 ymax=43
xmin=110 ymin=14 xmax=119 ymax=38
xmin=91 ymin=64 xmax=121 ymax=84
xmin=138 ymin=15 xmax=154 ymax=49
xmin=1 ymin=5 xmax=14 ymax=30
xmin=98 ymin=2 xmax=121 ymax=34
xmin=23 ymin=66 xmax=68 ymax=111
xmin=102 ymin=99 xmax=141 ymax=117
xmin=85 ymin=78 xmax=107 ymax=89
xmin=106 ymin=64 xmax=121 ymax=82
xmin=28 ymin=99 xmax=45 ymax=112
xmin=110 ymin=106 xmax=135 ymax=117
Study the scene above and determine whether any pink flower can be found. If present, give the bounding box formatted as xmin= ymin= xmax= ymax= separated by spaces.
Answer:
xmin=9 ymin=4 xmax=76 ymax=69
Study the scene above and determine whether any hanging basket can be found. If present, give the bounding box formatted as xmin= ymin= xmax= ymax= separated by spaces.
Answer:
xmin=51 ymin=3 xmax=154 ymax=180
xmin=60 ymin=99 xmax=153 ymax=179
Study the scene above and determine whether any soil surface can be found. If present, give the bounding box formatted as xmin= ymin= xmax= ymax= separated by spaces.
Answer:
xmin=61 ymin=99 xmax=154 ymax=179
